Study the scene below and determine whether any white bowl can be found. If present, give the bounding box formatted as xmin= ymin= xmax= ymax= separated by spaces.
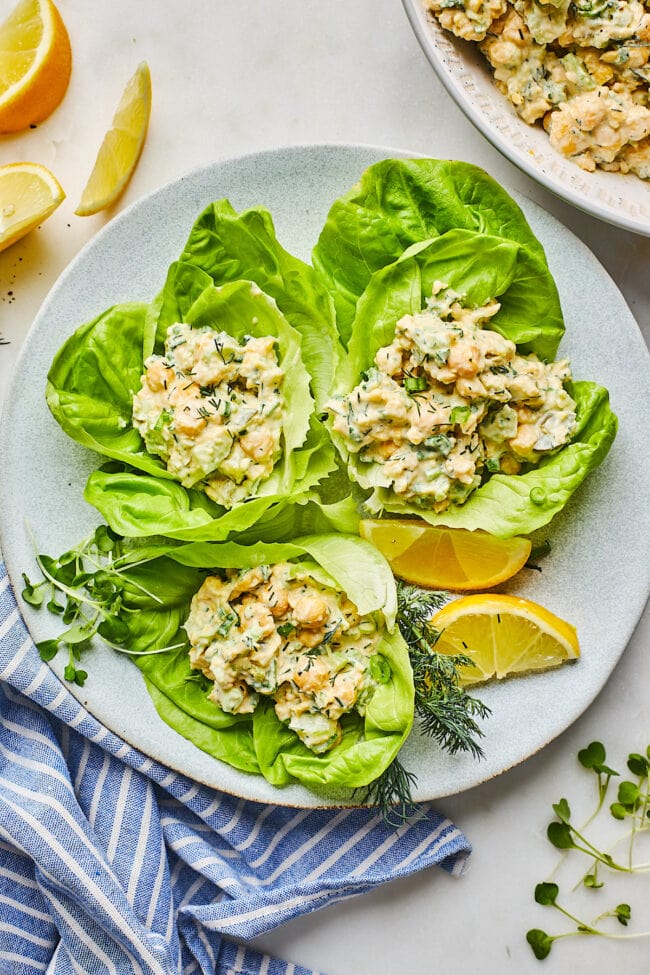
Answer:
xmin=402 ymin=0 xmax=650 ymax=236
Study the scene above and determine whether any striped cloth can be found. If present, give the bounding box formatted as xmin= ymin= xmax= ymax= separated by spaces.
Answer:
xmin=0 ymin=561 xmax=470 ymax=975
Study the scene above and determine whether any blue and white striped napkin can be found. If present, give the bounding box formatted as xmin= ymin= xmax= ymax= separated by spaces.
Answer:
xmin=0 ymin=562 xmax=470 ymax=975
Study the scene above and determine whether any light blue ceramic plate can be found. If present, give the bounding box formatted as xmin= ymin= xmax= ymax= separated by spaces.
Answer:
xmin=1 ymin=144 xmax=649 ymax=804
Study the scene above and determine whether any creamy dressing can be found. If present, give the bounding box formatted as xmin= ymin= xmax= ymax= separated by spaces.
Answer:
xmin=426 ymin=0 xmax=650 ymax=178
xmin=327 ymin=288 xmax=576 ymax=512
xmin=132 ymin=323 xmax=284 ymax=507
xmin=185 ymin=563 xmax=381 ymax=753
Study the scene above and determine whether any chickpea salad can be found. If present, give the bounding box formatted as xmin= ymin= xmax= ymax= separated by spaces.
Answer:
xmin=425 ymin=0 xmax=650 ymax=178
xmin=40 ymin=158 xmax=617 ymax=797
xmin=186 ymin=562 xmax=386 ymax=754
xmin=327 ymin=285 xmax=576 ymax=513
xmin=133 ymin=324 xmax=285 ymax=508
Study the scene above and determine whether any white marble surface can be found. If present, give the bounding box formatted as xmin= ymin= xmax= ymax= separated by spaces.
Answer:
xmin=0 ymin=1 xmax=648 ymax=973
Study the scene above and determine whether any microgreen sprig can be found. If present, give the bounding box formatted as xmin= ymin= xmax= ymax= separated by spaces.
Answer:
xmin=527 ymin=741 xmax=650 ymax=960
xmin=22 ymin=526 xmax=183 ymax=684
xmin=527 ymin=883 xmax=637 ymax=960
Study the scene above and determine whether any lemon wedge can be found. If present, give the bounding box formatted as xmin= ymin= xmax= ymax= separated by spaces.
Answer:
xmin=75 ymin=61 xmax=152 ymax=217
xmin=431 ymin=594 xmax=580 ymax=685
xmin=0 ymin=162 xmax=65 ymax=252
xmin=0 ymin=0 xmax=72 ymax=133
xmin=359 ymin=519 xmax=532 ymax=591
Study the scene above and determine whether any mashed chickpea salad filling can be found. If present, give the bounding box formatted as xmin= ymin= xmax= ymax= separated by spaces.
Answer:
xmin=327 ymin=285 xmax=576 ymax=513
xmin=43 ymin=158 xmax=617 ymax=794
xmin=132 ymin=324 xmax=286 ymax=508
xmin=425 ymin=0 xmax=650 ymax=179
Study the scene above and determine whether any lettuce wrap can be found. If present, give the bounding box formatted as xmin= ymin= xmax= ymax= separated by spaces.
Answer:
xmin=110 ymin=533 xmax=413 ymax=791
xmin=325 ymin=230 xmax=617 ymax=538
xmin=46 ymin=278 xmax=336 ymax=540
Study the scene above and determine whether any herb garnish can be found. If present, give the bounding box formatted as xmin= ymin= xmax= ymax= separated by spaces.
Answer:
xmin=359 ymin=582 xmax=491 ymax=821
xmin=21 ymin=526 xmax=185 ymax=683
xmin=397 ymin=583 xmax=490 ymax=759
xmin=527 ymin=741 xmax=650 ymax=959
xmin=362 ymin=757 xmax=420 ymax=827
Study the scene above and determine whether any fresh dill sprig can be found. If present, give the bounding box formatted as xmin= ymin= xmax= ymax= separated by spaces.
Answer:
xmin=361 ymin=582 xmax=491 ymax=823
xmin=397 ymin=582 xmax=491 ymax=759
xmin=409 ymin=647 xmax=491 ymax=759
xmin=358 ymin=757 xmax=420 ymax=828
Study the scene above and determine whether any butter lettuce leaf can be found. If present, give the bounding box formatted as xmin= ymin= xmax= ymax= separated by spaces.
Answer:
xmin=113 ymin=534 xmax=412 ymax=791
xmin=45 ymin=303 xmax=169 ymax=477
xmin=153 ymin=199 xmax=343 ymax=405
xmin=83 ymin=416 xmax=335 ymax=541
xmin=341 ymin=228 xmax=556 ymax=382
xmin=312 ymin=157 xmax=563 ymax=354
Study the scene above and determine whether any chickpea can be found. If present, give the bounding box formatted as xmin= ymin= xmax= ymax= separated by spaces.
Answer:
xmin=294 ymin=657 xmax=329 ymax=692
xmin=292 ymin=594 xmax=328 ymax=627
xmin=374 ymin=439 xmax=400 ymax=459
xmin=448 ymin=340 xmax=481 ymax=378
xmin=508 ymin=423 xmax=538 ymax=453
xmin=261 ymin=584 xmax=290 ymax=618
xmin=240 ymin=428 xmax=274 ymax=460
xmin=173 ymin=411 xmax=207 ymax=437
xmin=145 ymin=361 xmax=174 ymax=393
xmin=456 ymin=376 xmax=487 ymax=399
xmin=296 ymin=628 xmax=324 ymax=648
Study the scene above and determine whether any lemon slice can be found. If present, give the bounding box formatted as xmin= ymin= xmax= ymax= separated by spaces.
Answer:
xmin=75 ymin=62 xmax=152 ymax=217
xmin=431 ymin=594 xmax=580 ymax=685
xmin=0 ymin=162 xmax=65 ymax=252
xmin=0 ymin=0 xmax=72 ymax=133
xmin=359 ymin=519 xmax=532 ymax=591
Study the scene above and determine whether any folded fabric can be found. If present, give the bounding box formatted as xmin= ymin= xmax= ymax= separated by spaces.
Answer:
xmin=0 ymin=562 xmax=471 ymax=975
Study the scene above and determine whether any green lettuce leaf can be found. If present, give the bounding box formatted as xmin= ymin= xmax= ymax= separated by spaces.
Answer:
xmin=143 ymin=680 xmax=260 ymax=772
xmin=312 ymin=157 xmax=563 ymax=352
xmin=340 ymin=228 xmax=562 ymax=384
xmin=45 ymin=304 xmax=169 ymax=477
xmin=98 ymin=552 xmax=259 ymax=769
xmin=165 ymin=534 xmax=397 ymax=626
xmin=83 ymin=417 xmax=335 ymax=541
xmin=152 ymin=199 xmax=344 ymax=404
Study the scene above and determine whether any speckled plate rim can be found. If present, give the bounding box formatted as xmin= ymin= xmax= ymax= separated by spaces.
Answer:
xmin=0 ymin=142 xmax=649 ymax=806
xmin=402 ymin=0 xmax=650 ymax=238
